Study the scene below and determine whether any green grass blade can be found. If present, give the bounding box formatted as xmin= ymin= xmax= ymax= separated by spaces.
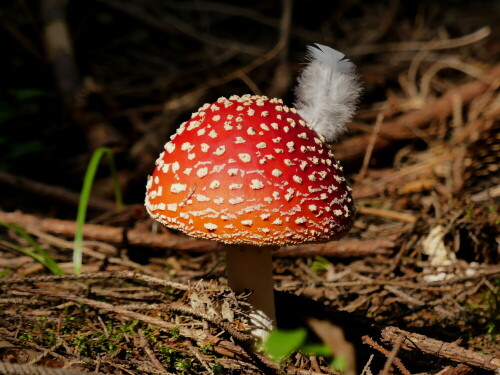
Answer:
xmin=74 ymin=147 xmax=123 ymax=274
xmin=0 ymin=221 xmax=64 ymax=275
xmin=8 ymin=242 xmax=47 ymax=264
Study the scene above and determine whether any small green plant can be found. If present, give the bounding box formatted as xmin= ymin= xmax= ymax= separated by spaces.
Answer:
xmin=119 ymin=319 xmax=139 ymax=336
xmin=463 ymin=278 xmax=499 ymax=341
xmin=158 ymin=346 xmax=195 ymax=373
xmin=70 ymin=318 xmax=141 ymax=357
xmin=74 ymin=147 xmax=123 ymax=274
xmin=465 ymin=206 xmax=474 ymax=218
xmin=212 ymin=360 xmax=224 ymax=375
xmin=18 ymin=332 xmax=33 ymax=342
xmin=0 ymin=267 xmax=11 ymax=277
xmin=331 ymin=356 xmax=348 ymax=372
xmin=72 ymin=333 xmax=93 ymax=357
xmin=486 ymin=322 xmax=496 ymax=335
xmin=481 ymin=278 xmax=499 ymax=337
xmin=142 ymin=326 xmax=159 ymax=343
xmin=171 ymin=325 xmax=181 ymax=338
xmin=310 ymin=256 xmax=333 ymax=275
xmin=175 ymin=358 xmax=194 ymax=374
xmin=262 ymin=328 xmax=307 ymax=362
xmin=33 ymin=317 xmax=58 ymax=346
xmin=0 ymin=222 xmax=63 ymax=275
xmin=262 ymin=328 xmax=346 ymax=370
xmin=200 ymin=343 xmax=212 ymax=354
xmin=9 ymin=88 xmax=47 ymax=102
xmin=159 ymin=346 xmax=176 ymax=363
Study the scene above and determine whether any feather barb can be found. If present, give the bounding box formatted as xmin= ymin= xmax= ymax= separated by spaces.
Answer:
xmin=294 ymin=44 xmax=361 ymax=142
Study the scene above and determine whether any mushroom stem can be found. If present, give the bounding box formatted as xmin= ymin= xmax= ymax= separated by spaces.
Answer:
xmin=226 ymin=245 xmax=276 ymax=333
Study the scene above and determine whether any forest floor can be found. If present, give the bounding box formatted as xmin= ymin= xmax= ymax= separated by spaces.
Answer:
xmin=0 ymin=1 xmax=499 ymax=374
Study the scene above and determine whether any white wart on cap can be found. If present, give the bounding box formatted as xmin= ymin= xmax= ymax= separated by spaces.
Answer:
xmin=145 ymin=94 xmax=354 ymax=245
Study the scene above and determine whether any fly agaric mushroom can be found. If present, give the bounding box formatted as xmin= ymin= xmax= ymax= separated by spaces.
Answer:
xmin=145 ymin=44 xmax=361 ymax=338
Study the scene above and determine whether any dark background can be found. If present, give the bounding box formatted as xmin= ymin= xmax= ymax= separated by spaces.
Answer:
xmin=1 ymin=0 xmax=498 ymax=214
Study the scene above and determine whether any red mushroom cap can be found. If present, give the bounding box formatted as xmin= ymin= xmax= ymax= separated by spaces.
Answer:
xmin=145 ymin=95 xmax=354 ymax=246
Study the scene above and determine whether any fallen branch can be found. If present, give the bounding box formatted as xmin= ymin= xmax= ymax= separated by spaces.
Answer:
xmin=0 ymin=210 xmax=393 ymax=258
xmin=0 ymin=210 xmax=217 ymax=252
xmin=0 ymin=271 xmax=189 ymax=290
xmin=380 ymin=326 xmax=500 ymax=371
xmin=335 ymin=65 xmax=500 ymax=164
xmin=273 ymin=238 xmax=395 ymax=258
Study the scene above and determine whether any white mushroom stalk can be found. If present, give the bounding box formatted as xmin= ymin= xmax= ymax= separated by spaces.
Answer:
xmin=226 ymin=245 xmax=275 ymax=339
xmin=294 ymin=44 xmax=362 ymax=142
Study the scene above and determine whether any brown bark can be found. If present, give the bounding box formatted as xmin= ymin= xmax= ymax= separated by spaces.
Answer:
xmin=381 ymin=326 xmax=500 ymax=371
xmin=439 ymin=364 xmax=474 ymax=375
xmin=273 ymin=238 xmax=395 ymax=258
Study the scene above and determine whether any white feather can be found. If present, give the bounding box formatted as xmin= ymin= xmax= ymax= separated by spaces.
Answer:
xmin=294 ymin=44 xmax=361 ymax=142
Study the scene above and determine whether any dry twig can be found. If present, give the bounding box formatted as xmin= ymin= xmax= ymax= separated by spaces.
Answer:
xmin=362 ymin=335 xmax=411 ymax=375
xmin=381 ymin=326 xmax=500 ymax=371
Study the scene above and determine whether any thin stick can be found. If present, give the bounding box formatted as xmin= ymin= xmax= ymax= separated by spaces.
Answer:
xmin=357 ymin=113 xmax=384 ymax=182
xmin=360 ymin=354 xmax=375 ymax=375
xmin=0 ymin=270 xmax=189 ymax=291
xmin=138 ymin=329 xmax=170 ymax=374
xmin=362 ymin=336 xmax=411 ymax=375
xmin=380 ymin=334 xmax=405 ymax=375
xmin=356 ymin=206 xmax=416 ymax=223
xmin=349 ymin=26 xmax=491 ymax=55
